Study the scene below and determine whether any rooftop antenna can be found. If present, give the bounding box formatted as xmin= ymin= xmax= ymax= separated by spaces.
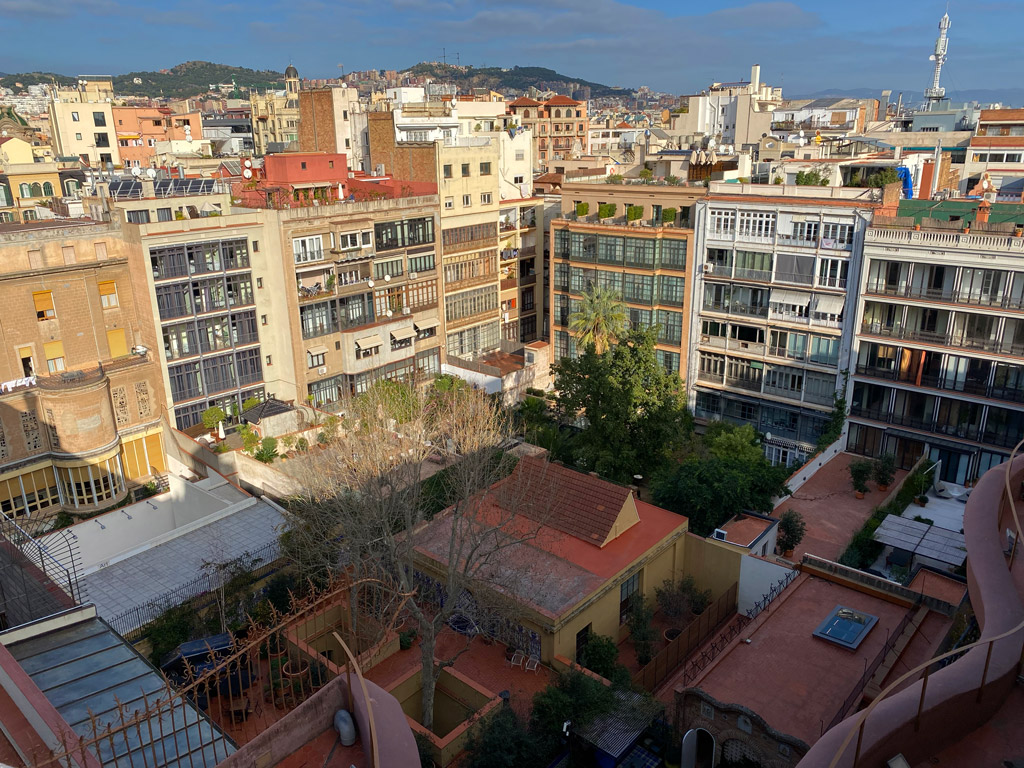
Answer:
xmin=925 ymin=10 xmax=951 ymax=111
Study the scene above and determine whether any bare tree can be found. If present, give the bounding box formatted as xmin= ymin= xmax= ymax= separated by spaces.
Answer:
xmin=284 ymin=379 xmax=555 ymax=731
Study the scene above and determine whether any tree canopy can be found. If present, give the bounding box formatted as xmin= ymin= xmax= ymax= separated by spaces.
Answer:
xmin=554 ymin=328 xmax=691 ymax=483
xmin=567 ymin=284 xmax=627 ymax=354
xmin=651 ymin=423 xmax=791 ymax=536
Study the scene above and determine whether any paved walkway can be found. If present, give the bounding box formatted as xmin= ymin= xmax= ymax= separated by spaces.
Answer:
xmin=774 ymin=452 xmax=907 ymax=562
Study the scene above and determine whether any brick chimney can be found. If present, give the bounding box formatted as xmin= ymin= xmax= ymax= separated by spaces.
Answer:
xmin=976 ymin=198 xmax=992 ymax=225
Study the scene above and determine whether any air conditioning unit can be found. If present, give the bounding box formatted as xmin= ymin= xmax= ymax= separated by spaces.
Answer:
xmin=703 ymin=263 xmax=713 ymax=273
xmin=402 ymin=307 xmax=411 ymax=315
xmin=409 ymin=272 xmax=418 ymax=279
xmin=700 ymin=335 xmax=710 ymax=343
xmin=317 ymin=366 xmax=327 ymax=375
xmin=712 ymin=528 xmax=728 ymax=541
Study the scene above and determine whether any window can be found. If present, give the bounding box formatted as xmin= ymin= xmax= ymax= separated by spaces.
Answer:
xmin=307 ymin=350 xmax=326 ymax=368
xmin=261 ymin=314 xmax=268 ymax=325
xmin=461 ymin=163 xmax=470 ymax=177
xmin=515 ymin=150 xmax=525 ymax=161
xmin=709 ymin=209 xmax=735 ymax=236
xmin=126 ymin=209 xmax=150 ymax=224
xmin=444 ymin=197 xmax=454 ymax=210
xmin=375 ymin=217 xmax=435 ymax=251
xmin=821 ymin=222 xmax=853 ymax=245
xmin=71 ymin=111 xmax=80 ymax=122
xmin=737 ymin=211 xmax=775 ymax=238
xmin=513 ymin=175 xmax=524 ymax=184
xmin=462 ymin=194 xmax=472 ymax=207
xmin=98 ymin=281 xmax=118 ymax=308
xmin=791 ymin=221 xmax=819 ymax=242
xmin=94 ymin=132 xmax=110 ymax=148
xmin=33 ymin=291 xmax=55 ymax=320
xmin=300 ymin=161 xmax=307 ymax=170
xmin=374 ymin=258 xmax=404 ymax=280
xmin=157 ymin=207 xmax=172 ymax=222
xmin=355 ymin=340 xmax=380 ymax=359
xmin=42 ymin=182 xmax=54 ymax=197
xmin=408 ymin=253 xmax=435 ymax=273
xmin=480 ymin=192 xmax=492 ymax=205
xmin=479 ymin=162 xmax=492 ymax=175
xmin=92 ymin=112 xmax=106 ymax=126
xmin=44 ymin=341 xmax=65 ymax=373
xmin=293 ymin=235 xmax=324 ymax=263
xmin=619 ymin=571 xmax=640 ymax=623
xmin=75 ymin=132 xmax=82 ymax=141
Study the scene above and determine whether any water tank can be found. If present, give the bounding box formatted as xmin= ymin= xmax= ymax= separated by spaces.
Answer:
xmin=334 ymin=709 xmax=356 ymax=746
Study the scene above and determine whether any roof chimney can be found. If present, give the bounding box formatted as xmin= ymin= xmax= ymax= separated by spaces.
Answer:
xmin=976 ymin=198 xmax=992 ymax=224
xmin=750 ymin=64 xmax=761 ymax=93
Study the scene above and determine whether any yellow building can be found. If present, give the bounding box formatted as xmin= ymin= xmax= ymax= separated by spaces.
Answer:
xmin=4 ymin=163 xmax=62 ymax=223
xmin=0 ymin=137 xmax=35 ymax=166
xmin=251 ymin=65 xmax=301 ymax=156
xmin=47 ymin=77 xmax=121 ymax=167
xmin=412 ymin=456 xmax=701 ymax=664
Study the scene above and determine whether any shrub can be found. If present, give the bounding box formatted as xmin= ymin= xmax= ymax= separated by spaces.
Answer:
xmin=597 ymin=202 xmax=617 ymax=219
xmin=626 ymin=205 xmax=643 ymax=221
xmin=627 ymin=593 xmax=655 ymax=666
xmin=661 ymin=207 xmax=677 ymax=223
xmin=466 ymin=707 xmax=541 ymax=768
xmin=664 ymin=175 xmax=680 ymax=185
xmin=913 ymin=515 xmax=935 ymax=525
xmin=873 ymin=453 xmax=896 ymax=488
xmin=238 ymin=423 xmax=259 ymax=454
xmin=777 ymin=509 xmax=807 ymax=553
xmin=296 ymin=437 xmax=309 ymax=452
xmin=655 ymin=577 xmax=691 ymax=620
xmin=605 ymin=173 xmax=624 ymax=184
xmin=254 ymin=436 xmax=278 ymax=463
xmin=849 ymin=459 xmax=873 ymax=494
xmin=201 ymin=406 xmax=226 ymax=431
xmin=399 ymin=628 xmax=418 ymax=650
xmin=241 ymin=397 xmax=262 ymax=413
xmin=575 ymin=201 xmax=589 ymax=217
xmin=638 ymin=168 xmax=653 ymax=182
xmin=578 ymin=633 xmax=619 ymax=679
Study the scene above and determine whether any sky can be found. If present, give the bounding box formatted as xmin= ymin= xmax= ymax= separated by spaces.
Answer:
xmin=0 ymin=0 xmax=1020 ymax=96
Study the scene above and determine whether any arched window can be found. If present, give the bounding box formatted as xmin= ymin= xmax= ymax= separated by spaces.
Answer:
xmin=0 ymin=184 xmax=10 ymax=207
xmin=42 ymin=182 xmax=54 ymax=197
xmin=19 ymin=183 xmax=31 ymax=197
xmin=29 ymin=182 xmax=42 ymax=197
xmin=522 ymin=109 xmax=530 ymax=119
xmin=22 ymin=209 xmax=37 ymax=221
xmin=554 ymin=109 xmax=562 ymax=118
xmin=0 ymin=212 xmax=13 ymax=223
xmin=65 ymin=179 xmax=80 ymax=195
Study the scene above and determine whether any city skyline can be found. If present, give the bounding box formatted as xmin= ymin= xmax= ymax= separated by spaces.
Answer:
xmin=1 ymin=0 xmax=1020 ymax=97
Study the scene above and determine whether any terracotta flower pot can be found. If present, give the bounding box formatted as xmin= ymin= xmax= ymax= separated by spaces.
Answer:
xmin=855 ymin=491 xmax=865 ymax=499
xmin=663 ymin=627 xmax=682 ymax=643
xmin=878 ymin=484 xmax=889 ymax=493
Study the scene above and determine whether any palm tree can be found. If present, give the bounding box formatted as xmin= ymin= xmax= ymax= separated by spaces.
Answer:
xmin=568 ymin=285 xmax=627 ymax=353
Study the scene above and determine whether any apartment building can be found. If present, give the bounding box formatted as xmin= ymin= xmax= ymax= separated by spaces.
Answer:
xmin=297 ymin=85 xmax=365 ymax=171
xmin=690 ymin=183 xmax=880 ymax=466
xmin=111 ymin=106 xmax=203 ymax=169
xmin=963 ymin=108 xmax=1024 ymax=195
xmin=848 ymin=200 xmax=1024 ymax=485
xmin=47 ymin=77 xmax=121 ymax=167
xmin=550 ymin=183 xmax=701 ymax=379
xmin=670 ymin=65 xmax=782 ymax=151
xmin=507 ymin=95 xmax=588 ymax=172
xmin=251 ymin=65 xmax=301 ymax=156
xmin=0 ymin=220 xmax=167 ymax=524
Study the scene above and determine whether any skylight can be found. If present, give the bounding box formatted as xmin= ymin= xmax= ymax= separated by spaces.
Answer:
xmin=812 ymin=605 xmax=878 ymax=650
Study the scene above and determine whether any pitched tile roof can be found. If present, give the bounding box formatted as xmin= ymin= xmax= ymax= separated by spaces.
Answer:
xmin=509 ymin=97 xmax=543 ymax=107
xmin=545 ymin=95 xmax=581 ymax=106
xmin=507 ymin=456 xmax=631 ymax=544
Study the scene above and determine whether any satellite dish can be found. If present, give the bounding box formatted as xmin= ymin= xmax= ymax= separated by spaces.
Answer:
xmin=384 ymin=274 xmax=391 ymax=282
xmin=243 ymin=158 xmax=253 ymax=168
xmin=242 ymin=168 xmax=253 ymax=179
xmin=146 ymin=168 xmax=157 ymax=179
xmin=131 ymin=166 xmax=142 ymax=177
xmin=385 ymin=310 xmax=393 ymax=317
xmin=799 ymin=130 xmax=805 ymax=138
xmin=366 ymin=280 xmax=374 ymax=288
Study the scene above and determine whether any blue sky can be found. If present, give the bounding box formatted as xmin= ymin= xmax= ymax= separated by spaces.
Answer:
xmin=0 ymin=0 xmax=1018 ymax=96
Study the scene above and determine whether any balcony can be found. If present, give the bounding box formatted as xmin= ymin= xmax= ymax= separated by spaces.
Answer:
xmin=446 ymin=308 xmax=497 ymax=330
xmin=726 ymin=375 xmax=763 ymax=392
xmin=734 ymin=267 xmax=773 ymax=282
xmin=297 ymin=283 xmax=336 ymax=303
xmin=704 ymin=301 xmax=769 ymax=319
xmin=293 ymin=247 xmax=326 ymax=264
xmin=500 ymin=277 xmax=518 ymax=291
xmin=697 ymin=370 xmax=724 ymax=385
xmin=519 ymin=273 xmax=537 ymax=286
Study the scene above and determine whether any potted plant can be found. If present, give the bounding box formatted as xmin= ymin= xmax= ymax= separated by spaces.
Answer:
xmin=849 ymin=459 xmax=873 ymax=499
xmin=689 ymin=584 xmax=712 ymax=616
xmin=308 ymin=662 xmax=329 ymax=692
xmin=575 ymin=201 xmax=589 ymax=218
xmin=872 ymin=453 xmax=896 ymax=492
xmin=917 ymin=494 xmax=929 ymax=507
xmin=282 ymin=655 xmax=310 ymax=681
xmin=399 ymin=628 xmax=418 ymax=650
xmin=201 ymin=406 xmax=226 ymax=438
xmin=776 ymin=509 xmax=807 ymax=558
xmin=655 ymin=578 xmax=690 ymax=641
xmin=296 ymin=437 xmax=309 ymax=453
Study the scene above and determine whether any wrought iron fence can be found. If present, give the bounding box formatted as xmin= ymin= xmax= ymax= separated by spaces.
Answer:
xmin=745 ymin=568 xmax=799 ymax=620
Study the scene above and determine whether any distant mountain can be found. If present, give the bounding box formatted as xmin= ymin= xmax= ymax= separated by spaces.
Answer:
xmin=0 ymin=62 xmax=285 ymax=99
xmin=790 ymin=86 xmax=1023 ymax=107
xmin=402 ymin=63 xmax=628 ymax=98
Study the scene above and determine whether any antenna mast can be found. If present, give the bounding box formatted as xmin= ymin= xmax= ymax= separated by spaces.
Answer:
xmin=925 ymin=11 xmax=950 ymax=111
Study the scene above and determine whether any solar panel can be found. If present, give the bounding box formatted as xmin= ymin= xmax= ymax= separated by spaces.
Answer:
xmin=154 ymin=179 xmax=174 ymax=196
xmin=108 ymin=180 xmax=141 ymax=198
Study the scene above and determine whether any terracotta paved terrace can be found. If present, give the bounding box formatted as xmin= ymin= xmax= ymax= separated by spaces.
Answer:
xmin=775 ymin=452 xmax=908 ymax=561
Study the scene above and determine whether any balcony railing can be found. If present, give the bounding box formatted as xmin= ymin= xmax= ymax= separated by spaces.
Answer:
xmin=294 ymin=248 xmax=325 ymax=264
xmin=861 ymin=322 xmax=1024 ymax=356
xmin=519 ymin=273 xmax=537 ymax=286
xmin=725 ymin=375 xmax=763 ymax=392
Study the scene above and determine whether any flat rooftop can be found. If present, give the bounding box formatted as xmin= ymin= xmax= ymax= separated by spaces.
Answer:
xmin=682 ymin=572 xmax=950 ymax=746
xmin=720 ymin=514 xmax=774 ymax=548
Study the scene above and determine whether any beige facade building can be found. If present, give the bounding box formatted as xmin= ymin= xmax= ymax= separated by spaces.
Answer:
xmin=47 ymin=77 xmax=121 ymax=167
xmin=0 ymin=220 xmax=167 ymax=526
xmin=251 ymin=66 xmax=301 ymax=156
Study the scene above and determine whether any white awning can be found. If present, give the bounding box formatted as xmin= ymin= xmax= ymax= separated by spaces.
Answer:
xmin=414 ymin=318 xmax=440 ymax=331
xmin=390 ymin=327 xmax=416 ymax=341
xmin=354 ymin=334 xmax=382 ymax=349
xmin=770 ymin=289 xmax=811 ymax=307
xmin=813 ymin=294 xmax=847 ymax=315
xmin=306 ymin=345 xmax=329 ymax=356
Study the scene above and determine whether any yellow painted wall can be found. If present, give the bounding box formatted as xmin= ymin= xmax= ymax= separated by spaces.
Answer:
xmin=119 ymin=429 xmax=166 ymax=480
xmin=682 ymin=533 xmax=744 ymax=600
xmin=10 ymin=170 xmax=61 ymax=208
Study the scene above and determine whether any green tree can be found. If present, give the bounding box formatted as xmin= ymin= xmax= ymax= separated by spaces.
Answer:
xmin=578 ymin=634 xmax=630 ymax=686
xmin=627 ymin=593 xmax=656 ymax=666
xmin=555 ymin=328 xmax=691 ymax=482
xmin=777 ymin=508 xmax=807 ymax=553
xmin=201 ymin=406 xmax=226 ymax=431
xmin=567 ymin=285 xmax=627 ymax=354
xmin=638 ymin=168 xmax=653 ymax=182
xmin=866 ymin=168 xmax=899 ymax=188
xmin=529 ymin=672 xmax=615 ymax=759
xmin=465 ymin=707 xmax=542 ymax=768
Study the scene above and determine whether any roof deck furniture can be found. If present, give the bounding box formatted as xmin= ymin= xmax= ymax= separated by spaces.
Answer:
xmin=525 ymin=654 xmax=540 ymax=673
xmin=509 ymin=650 xmax=525 ymax=669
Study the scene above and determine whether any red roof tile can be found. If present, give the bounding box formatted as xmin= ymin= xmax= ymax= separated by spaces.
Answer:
xmin=509 ymin=97 xmax=543 ymax=107
xmin=508 ymin=456 xmax=631 ymax=544
xmin=545 ymin=95 xmax=581 ymax=106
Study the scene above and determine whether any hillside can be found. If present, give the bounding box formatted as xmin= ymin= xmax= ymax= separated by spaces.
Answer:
xmin=402 ymin=63 xmax=627 ymax=98
xmin=0 ymin=62 xmax=285 ymax=99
